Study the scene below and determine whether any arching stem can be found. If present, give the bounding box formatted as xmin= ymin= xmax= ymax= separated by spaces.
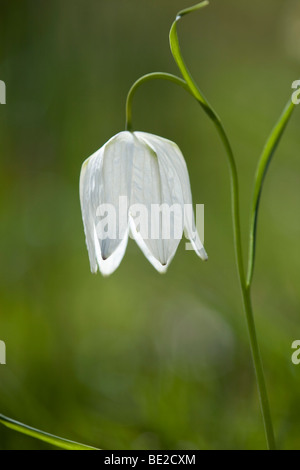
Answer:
xmin=125 ymin=73 xmax=189 ymax=132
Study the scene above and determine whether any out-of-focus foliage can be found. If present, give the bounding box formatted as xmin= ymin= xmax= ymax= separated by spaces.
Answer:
xmin=0 ymin=0 xmax=299 ymax=450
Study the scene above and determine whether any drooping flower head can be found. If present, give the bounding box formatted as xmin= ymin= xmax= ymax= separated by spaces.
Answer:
xmin=80 ymin=131 xmax=207 ymax=275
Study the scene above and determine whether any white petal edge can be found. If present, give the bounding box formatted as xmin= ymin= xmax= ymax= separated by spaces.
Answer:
xmin=79 ymin=152 xmax=102 ymax=273
xmin=129 ymin=215 xmax=172 ymax=274
xmin=93 ymin=224 xmax=129 ymax=276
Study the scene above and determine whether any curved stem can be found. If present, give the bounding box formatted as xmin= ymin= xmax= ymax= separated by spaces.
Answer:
xmin=125 ymin=72 xmax=190 ymax=131
xmin=169 ymin=6 xmax=245 ymax=291
xmin=169 ymin=2 xmax=276 ymax=449
xmin=247 ymin=100 xmax=295 ymax=287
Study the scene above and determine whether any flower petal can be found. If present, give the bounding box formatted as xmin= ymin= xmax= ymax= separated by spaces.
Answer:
xmin=97 ymin=132 xmax=133 ymax=260
xmin=128 ymin=134 xmax=185 ymax=271
xmin=93 ymin=224 xmax=129 ymax=276
xmin=129 ymin=216 xmax=168 ymax=273
xmin=135 ymin=132 xmax=207 ymax=261
xmin=80 ymin=131 xmax=134 ymax=274
xmin=80 ymin=150 xmax=102 ymax=273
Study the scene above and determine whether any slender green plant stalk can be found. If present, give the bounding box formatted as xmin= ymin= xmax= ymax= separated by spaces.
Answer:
xmin=126 ymin=73 xmax=190 ymax=131
xmin=247 ymin=100 xmax=296 ymax=287
xmin=0 ymin=414 xmax=98 ymax=450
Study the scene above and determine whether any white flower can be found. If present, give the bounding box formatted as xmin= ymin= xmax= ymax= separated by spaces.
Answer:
xmin=80 ymin=131 xmax=207 ymax=276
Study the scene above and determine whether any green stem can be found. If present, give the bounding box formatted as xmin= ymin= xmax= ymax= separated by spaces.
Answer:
xmin=169 ymin=2 xmax=276 ymax=449
xmin=242 ymin=289 xmax=276 ymax=449
xmin=125 ymin=72 xmax=189 ymax=131
xmin=247 ymin=99 xmax=295 ymax=287
xmin=0 ymin=414 xmax=98 ymax=450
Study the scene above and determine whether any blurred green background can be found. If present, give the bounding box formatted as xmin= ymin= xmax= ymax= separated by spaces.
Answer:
xmin=0 ymin=0 xmax=300 ymax=450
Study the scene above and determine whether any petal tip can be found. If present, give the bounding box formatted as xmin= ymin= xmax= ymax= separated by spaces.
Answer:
xmin=156 ymin=263 xmax=169 ymax=274
xmin=199 ymin=247 xmax=208 ymax=261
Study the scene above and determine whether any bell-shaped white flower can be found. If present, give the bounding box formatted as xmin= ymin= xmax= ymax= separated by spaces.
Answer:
xmin=80 ymin=131 xmax=207 ymax=276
